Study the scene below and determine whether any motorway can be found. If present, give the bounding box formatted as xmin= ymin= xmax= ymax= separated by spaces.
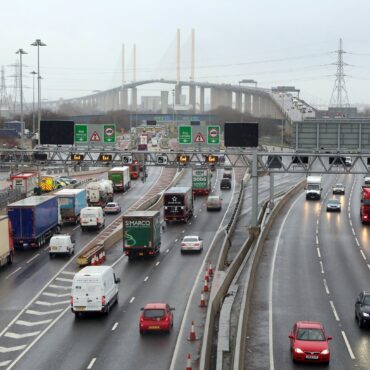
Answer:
xmin=0 ymin=162 xmax=305 ymax=370
xmin=245 ymin=172 xmax=370 ymax=370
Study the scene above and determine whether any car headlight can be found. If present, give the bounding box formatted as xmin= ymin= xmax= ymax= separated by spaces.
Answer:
xmin=362 ymin=312 xmax=370 ymax=317
xmin=294 ymin=348 xmax=304 ymax=354
xmin=321 ymin=349 xmax=329 ymax=355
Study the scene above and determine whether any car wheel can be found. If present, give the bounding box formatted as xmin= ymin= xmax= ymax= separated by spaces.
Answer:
xmin=140 ymin=330 xmax=145 ymax=335
xmin=7 ymin=252 xmax=14 ymax=265
xmin=74 ymin=312 xmax=82 ymax=319
xmin=104 ymin=304 xmax=110 ymax=315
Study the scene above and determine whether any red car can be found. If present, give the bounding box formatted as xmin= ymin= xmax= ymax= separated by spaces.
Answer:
xmin=139 ymin=303 xmax=175 ymax=334
xmin=289 ymin=321 xmax=332 ymax=364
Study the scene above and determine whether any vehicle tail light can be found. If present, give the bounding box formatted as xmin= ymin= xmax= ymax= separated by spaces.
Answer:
xmin=96 ymin=218 xmax=99 ymax=223
xmin=70 ymin=295 xmax=73 ymax=306
xmin=193 ymin=243 xmax=200 ymax=247
xmin=140 ymin=316 xmax=144 ymax=323
xmin=102 ymin=296 xmax=106 ymax=306
xmin=164 ymin=315 xmax=169 ymax=322
xmin=181 ymin=243 xmax=186 ymax=247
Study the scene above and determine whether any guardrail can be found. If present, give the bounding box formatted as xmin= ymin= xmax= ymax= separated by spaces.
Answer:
xmin=231 ymin=179 xmax=305 ymax=370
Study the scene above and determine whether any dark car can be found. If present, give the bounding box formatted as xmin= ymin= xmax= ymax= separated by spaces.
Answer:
xmin=355 ymin=291 xmax=370 ymax=328
xmin=326 ymin=199 xmax=341 ymax=212
xmin=220 ymin=178 xmax=231 ymax=190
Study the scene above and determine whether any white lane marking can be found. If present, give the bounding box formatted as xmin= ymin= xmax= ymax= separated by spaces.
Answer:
xmin=4 ymin=331 xmax=40 ymax=339
xmin=175 ymin=239 xmax=178 ymax=242
xmin=112 ymin=322 xmax=119 ymax=331
xmin=129 ymin=297 xmax=135 ymax=304
xmin=182 ymin=230 xmax=185 ymax=233
xmin=5 ymin=267 xmax=21 ymax=280
xmin=319 ymin=261 xmax=325 ymax=274
xmin=55 ymin=277 xmax=73 ymax=283
xmin=26 ymin=253 xmax=40 ymax=264
xmin=351 ymin=227 xmax=355 ymax=235
xmin=355 ymin=238 xmax=360 ymax=247
xmin=317 ymin=220 xmax=319 ymax=225
xmin=48 ymin=284 xmax=70 ymax=290
xmin=323 ymin=279 xmax=330 ymax=295
xmin=189 ymin=222 xmax=192 ymax=225
xmin=360 ymin=250 xmax=367 ymax=261
xmin=42 ymin=292 xmax=70 ymax=298
xmin=349 ymin=219 xmax=352 ymax=226
xmin=25 ymin=309 xmax=63 ymax=316
xmin=144 ymin=276 xmax=149 ymax=282
xmin=155 ymin=261 xmax=160 ymax=266
xmin=0 ymin=360 xmax=12 ymax=367
xmin=166 ymin=249 xmax=170 ymax=253
xmin=61 ymin=271 xmax=75 ymax=276
xmin=15 ymin=319 xmax=52 ymax=327
xmin=194 ymin=215 xmax=197 ymax=219
xmin=35 ymin=300 xmax=69 ymax=306
xmin=0 ymin=345 xmax=27 ymax=353
xmin=268 ymin=194 xmax=302 ymax=370
xmin=169 ymin=171 xmax=237 ymax=370
xmin=112 ymin=253 xmax=126 ymax=268
xmin=330 ymin=300 xmax=340 ymax=321
xmin=316 ymin=235 xmax=319 ymax=245
xmin=368 ymin=264 xmax=370 ymax=270
xmin=341 ymin=331 xmax=356 ymax=359
xmin=87 ymin=358 xmax=97 ymax=369
xmin=317 ymin=248 xmax=321 ymax=258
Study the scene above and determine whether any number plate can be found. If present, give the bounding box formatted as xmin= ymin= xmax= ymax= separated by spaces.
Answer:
xmin=149 ymin=326 xmax=160 ymax=329
xmin=306 ymin=355 xmax=319 ymax=360
xmin=74 ymin=306 xmax=86 ymax=311
xmin=139 ymin=252 xmax=144 ymax=256
xmin=52 ymin=246 xmax=59 ymax=251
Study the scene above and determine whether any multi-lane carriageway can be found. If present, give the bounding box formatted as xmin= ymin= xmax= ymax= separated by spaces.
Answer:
xmin=0 ymin=163 xmax=319 ymax=370
xmin=245 ymin=172 xmax=370 ymax=370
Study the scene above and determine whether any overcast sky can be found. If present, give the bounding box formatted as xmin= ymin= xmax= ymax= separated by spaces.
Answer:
xmin=2 ymin=0 xmax=370 ymax=109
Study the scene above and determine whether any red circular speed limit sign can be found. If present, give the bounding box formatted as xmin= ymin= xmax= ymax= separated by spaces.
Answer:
xmin=209 ymin=128 xmax=218 ymax=137
xmin=105 ymin=127 xmax=114 ymax=136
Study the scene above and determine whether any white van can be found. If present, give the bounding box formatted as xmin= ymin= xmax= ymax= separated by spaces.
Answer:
xmin=80 ymin=207 xmax=105 ymax=231
xmin=71 ymin=266 xmax=120 ymax=317
xmin=49 ymin=234 xmax=75 ymax=257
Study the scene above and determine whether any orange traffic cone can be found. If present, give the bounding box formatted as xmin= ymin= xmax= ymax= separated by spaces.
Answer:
xmin=203 ymin=278 xmax=209 ymax=292
xmin=208 ymin=263 xmax=214 ymax=277
xmin=187 ymin=321 xmax=197 ymax=341
xmin=91 ymin=255 xmax=96 ymax=266
xmin=199 ymin=291 xmax=207 ymax=307
xmin=186 ymin=353 xmax=192 ymax=370
xmin=204 ymin=273 xmax=209 ymax=282
xmin=102 ymin=250 xmax=106 ymax=262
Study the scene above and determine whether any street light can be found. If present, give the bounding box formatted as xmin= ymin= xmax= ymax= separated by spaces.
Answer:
xmin=30 ymin=71 xmax=37 ymax=134
xmin=31 ymin=39 xmax=46 ymax=144
xmin=15 ymin=49 xmax=27 ymax=123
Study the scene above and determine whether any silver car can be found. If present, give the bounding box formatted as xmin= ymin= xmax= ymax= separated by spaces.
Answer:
xmin=326 ymin=199 xmax=341 ymax=212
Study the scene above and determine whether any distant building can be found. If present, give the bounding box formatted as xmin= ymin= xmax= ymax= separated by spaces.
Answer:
xmin=141 ymin=96 xmax=161 ymax=112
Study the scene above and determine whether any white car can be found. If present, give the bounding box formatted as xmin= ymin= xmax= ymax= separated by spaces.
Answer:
xmin=181 ymin=235 xmax=203 ymax=253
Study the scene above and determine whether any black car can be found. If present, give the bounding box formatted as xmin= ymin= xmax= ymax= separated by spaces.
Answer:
xmin=355 ymin=291 xmax=370 ymax=328
xmin=220 ymin=178 xmax=231 ymax=190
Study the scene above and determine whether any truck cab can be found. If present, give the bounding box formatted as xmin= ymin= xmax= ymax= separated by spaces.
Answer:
xmin=305 ymin=176 xmax=322 ymax=200
xmin=361 ymin=187 xmax=370 ymax=223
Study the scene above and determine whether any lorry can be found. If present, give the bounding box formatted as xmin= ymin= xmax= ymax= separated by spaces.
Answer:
xmin=10 ymin=172 xmax=38 ymax=196
xmin=305 ymin=176 xmax=322 ymax=200
xmin=163 ymin=187 xmax=193 ymax=223
xmin=86 ymin=179 xmax=113 ymax=207
xmin=192 ymin=167 xmax=211 ymax=196
xmin=123 ymin=211 xmax=161 ymax=260
xmin=0 ymin=216 xmax=14 ymax=266
xmin=360 ymin=186 xmax=370 ymax=223
xmin=108 ymin=167 xmax=131 ymax=192
xmin=7 ymin=195 xmax=61 ymax=248
xmin=129 ymin=160 xmax=140 ymax=180
xmin=55 ymin=188 xmax=87 ymax=225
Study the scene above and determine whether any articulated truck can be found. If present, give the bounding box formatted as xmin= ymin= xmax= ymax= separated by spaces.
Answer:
xmin=108 ymin=167 xmax=131 ymax=192
xmin=7 ymin=195 xmax=61 ymax=248
xmin=163 ymin=187 xmax=193 ymax=223
xmin=55 ymin=188 xmax=87 ymax=225
xmin=0 ymin=216 xmax=14 ymax=267
xmin=123 ymin=211 xmax=161 ymax=260
xmin=360 ymin=184 xmax=370 ymax=223
xmin=192 ymin=167 xmax=211 ymax=196
xmin=86 ymin=179 xmax=113 ymax=207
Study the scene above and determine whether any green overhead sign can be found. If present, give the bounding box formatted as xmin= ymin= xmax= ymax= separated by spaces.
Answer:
xmin=178 ymin=125 xmax=192 ymax=144
xmin=207 ymin=125 xmax=220 ymax=145
xmin=75 ymin=124 xmax=87 ymax=142
xmin=103 ymin=124 xmax=116 ymax=143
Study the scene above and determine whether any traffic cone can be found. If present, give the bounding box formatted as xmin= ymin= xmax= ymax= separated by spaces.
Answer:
xmin=203 ymin=278 xmax=209 ymax=292
xmin=204 ymin=273 xmax=209 ymax=282
xmin=208 ymin=263 xmax=214 ymax=277
xmin=187 ymin=321 xmax=197 ymax=341
xmin=102 ymin=250 xmax=106 ymax=262
xmin=199 ymin=291 xmax=207 ymax=307
xmin=91 ymin=255 xmax=96 ymax=266
xmin=186 ymin=353 xmax=192 ymax=370
xmin=98 ymin=252 xmax=103 ymax=264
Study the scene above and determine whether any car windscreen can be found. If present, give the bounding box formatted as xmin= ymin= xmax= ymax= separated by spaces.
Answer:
xmin=297 ymin=328 xmax=325 ymax=341
xmin=183 ymin=237 xmax=198 ymax=243
xmin=144 ymin=309 xmax=165 ymax=319
xmin=363 ymin=296 xmax=370 ymax=305
xmin=81 ymin=213 xmax=96 ymax=218
xmin=307 ymin=184 xmax=320 ymax=190
xmin=106 ymin=203 xmax=116 ymax=207
xmin=363 ymin=199 xmax=370 ymax=206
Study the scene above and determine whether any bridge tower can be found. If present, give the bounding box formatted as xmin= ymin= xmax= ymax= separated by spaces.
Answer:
xmin=329 ymin=38 xmax=350 ymax=107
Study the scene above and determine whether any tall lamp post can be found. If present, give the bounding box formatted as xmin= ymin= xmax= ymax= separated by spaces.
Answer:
xmin=31 ymin=39 xmax=46 ymax=144
xmin=15 ymin=49 xmax=27 ymax=123
xmin=30 ymin=71 xmax=37 ymax=134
